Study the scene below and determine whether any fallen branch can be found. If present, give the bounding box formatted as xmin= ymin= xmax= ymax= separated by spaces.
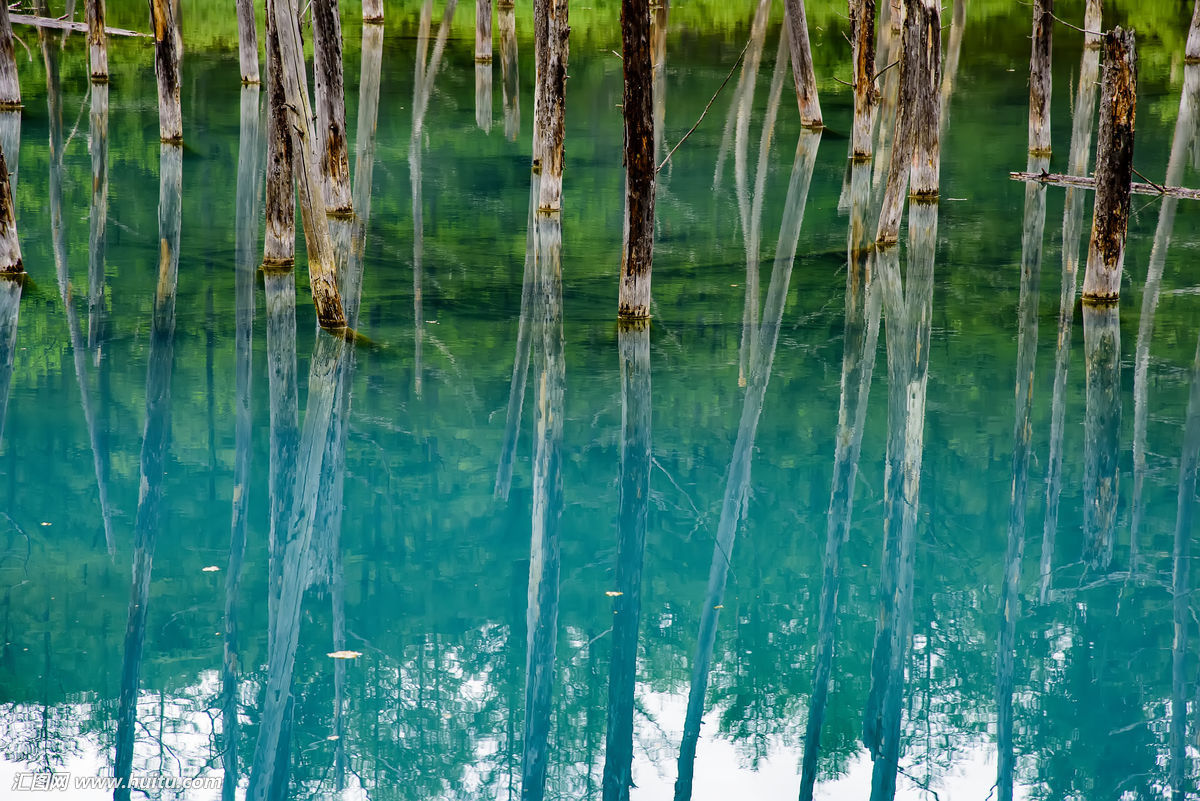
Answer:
xmin=9 ymin=13 xmax=148 ymax=37
xmin=1010 ymin=169 xmax=1200 ymax=200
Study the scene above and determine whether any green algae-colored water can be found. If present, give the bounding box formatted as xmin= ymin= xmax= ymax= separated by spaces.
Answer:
xmin=3 ymin=1 xmax=1200 ymax=799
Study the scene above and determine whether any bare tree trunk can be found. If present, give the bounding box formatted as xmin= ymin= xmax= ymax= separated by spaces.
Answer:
xmin=1081 ymin=28 xmax=1136 ymax=302
xmin=674 ymin=129 xmax=821 ymax=801
xmin=600 ymin=321 xmax=650 ymax=801
xmin=312 ymin=0 xmax=353 ymax=215
xmin=875 ymin=0 xmax=920 ymax=244
xmin=1130 ymin=65 xmax=1200 ymax=562
xmin=0 ymin=4 xmax=17 ymax=271
xmin=354 ymin=22 xmax=383 ymax=239
xmin=908 ymin=0 xmax=939 ymax=198
xmin=850 ymin=0 xmax=876 ymax=159
xmin=535 ymin=0 xmax=568 ymax=211
xmin=618 ymin=0 xmax=654 ymax=319
xmin=271 ymin=0 xmax=346 ymax=328
xmin=1082 ymin=302 xmax=1120 ymax=571
xmin=114 ymin=141 xmax=181 ymax=801
xmin=871 ymin=14 xmax=901 ymax=192
xmin=1028 ymin=0 xmax=1053 ymax=156
xmin=1040 ymin=26 xmax=1101 ymax=602
xmin=0 ymin=5 xmax=19 ymax=107
xmin=362 ymin=0 xmax=382 ymax=23
xmin=798 ymin=158 xmax=881 ymax=801
xmin=522 ymin=211 xmax=565 ymax=801
xmin=938 ymin=0 xmax=964 ymax=138
xmin=84 ymin=0 xmax=107 ymax=81
xmin=498 ymin=1 xmax=519 ymax=141
xmin=476 ymin=0 xmax=492 ymax=61
xmin=149 ymin=0 xmax=182 ymax=142
xmin=783 ymin=0 xmax=822 ymax=128
xmin=1084 ymin=0 xmax=1102 ymax=50
xmin=1188 ymin=0 xmax=1200 ymax=63
xmin=238 ymin=0 xmax=259 ymax=83
xmin=88 ymin=84 xmax=107 ymax=349
xmin=0 ymin=145 xmax=17 ymax=273
xmin=263 ymin=0 xmax=294 ymax=268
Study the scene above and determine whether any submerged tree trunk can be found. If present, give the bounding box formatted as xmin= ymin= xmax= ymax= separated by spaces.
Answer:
xmin=535 ymin=0 xmax=568 ymax=211
xmin=783 ymin=0 xmax=821 ymax=128
xmin=88 ymin=84 xmax=108 ymax=349
xmin=600 ymin=321 xmax=651 ymax=801
xmin=149 ymin=0 xmax=182 ymax=142
xmin=651 ymin=0 xmax=667 ymax=162
xmin=114 ymin=142 xmax=181 ymax=801
xmin=938 ymin=0 xmax=964 ymax=137
xmin=1040 ymin=6 xmax=1101 ymax=603
xmin=618 ymin=0 xmax=655 ymax=319
xmin=850 ymin=0 xmax=876 ymax=159
xmin=0 ymin=276 xmax=20 ymax=446
xmin=497 ymin=1 xmax=519 ymax=140
xmin=674 ymin=129 xmax=821 ymax=801
xmin=798 ymin=158 xmax=881 ymax=801
xmin=522 ymin=211 xmax=565 ymax=801
xmin=1082 ymin=303 xmax=1120 ymax=571
xmin=1081 ymin=28 xmax=1136 ymax=302
xmin=0 ymin=144 xmax=17 ymax=274
xmin=238 ymin=0 xmax=259 ymax=83
xmin=263 ymin=0 xmax=294 ymax=268
xmin=476 ymin=0 xmax=493 ymax=136
xmin=1028 ymin=0 xmax=1053 ymax=156
xmin=312 ymin=0 xmax=353 ymax=216
xmin=271 ymin=0 xmax=346 ymax=328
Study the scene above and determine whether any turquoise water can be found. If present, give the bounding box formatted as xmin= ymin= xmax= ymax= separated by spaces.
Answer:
xmin=2 ymin=1 xmax=1200 ymax=799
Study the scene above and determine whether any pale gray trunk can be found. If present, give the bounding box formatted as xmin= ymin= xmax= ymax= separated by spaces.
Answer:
xmin=783 ymin=0 xmax=822 ymax=128
xmin=0 ymin=277 xmax=21 ymax=448
xmin=1027 ymin=0 xmax=1053 ymax=156
xmin=498 ymin=2 xmax=519 ymax=140
xmin=238 ymin=0 xmax=259 ymax=83
xmin=1082 ymin=303 xmax=1120 ymax=571
xmin=263 ymin=0 xmax=294 ymax=268
xmin=150 ymin=0 xmax=183 ymax=142
xmin=535 ymin=0 xmax=568 ymax=212
xmin=87 ymin=85 xmax=107 ymax=349
xmin=0 ymin=3 xmax=21 ymax=103
xmin=312 ymin=0 xmax=353 ymax=215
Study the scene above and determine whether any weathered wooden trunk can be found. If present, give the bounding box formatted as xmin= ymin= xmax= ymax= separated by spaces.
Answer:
xmin=618 ymin=0 xmax=654 ymax=319
xmin=476 ymin=63 xmax=493 ymax=132
xmin=1084 ymin=0 xmax=1102 ymax=50
xmin=1082 ymin=28 xmax=1136 ymax=302
xmin=0 ymin=146 xmax=19 ymax=274
xmin=909 ymin=0 xmax=940 ymax=197
xmin=1028 ymin=0 xmax=1053 ymax=155
xmin=362 ymin=0 xmax=383 ymax=22
xmin=270 ymin=0 xmax=346 ymax=328
xmin=0 ymin=5 xmax=18 ymax=107
xmin=600 ymin=321 xmax=651 ymax=801
xmin=938 ymin=0 xmax=964 ymax=135
xmin=263 ymin=0 xmax=294 ymax=269
xmin=498 ymin=2 xmax=519 ymax=140
xmin=1188 ymin=0 xmax=1200 ymax=63
xmin=312 ymin=0 xmax=353 ymax=216
xmin=476 ymin=0 xmax=492 ymax=61
xmin=783 ymin=0 xmax=821 ymax=128
xmin=1082 ymin=302 xmax=1120 ymax=570
xmin=535 ymin=0 xmax=568 ymax=211
xmin=850 ymin=0 xmax=876 ymax=159
xmin=150 ymin=0 xmax=183 ymax=142
xmin=85 ymin=0 xmax=106 ymax=81
xmin=0 ymin=276 xmax=21 ymax=446
xmin=238 ymin=0 xmax=259 ymax=83
xmin=875 ymin=0 xmax=920 ymax=243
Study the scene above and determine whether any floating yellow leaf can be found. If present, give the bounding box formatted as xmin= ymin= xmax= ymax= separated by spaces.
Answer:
xmin=327 ymin=650 xmax=362 ymax=660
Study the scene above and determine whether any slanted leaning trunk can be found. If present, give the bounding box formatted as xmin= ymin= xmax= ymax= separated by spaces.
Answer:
xmin=263 ymin=0 xmax=294 ymax=269
xmin=498 ymin=1 xmax=519 ymax=140
xmin=535 ymin=0 xmax=568 ymax=211
xmin=312 ymin=0 xmax=353 ymax=215
xmin=1081 ymin=28 xmax=1136 ymax=302
xmin=1082 ymin=303 xmax=1120 ymax=571
xmin=238 ymin=0 xmax=259 ymax=83
xmin=850 ymin=0 xmax=876 ymax=159
xmin=85 ymin=0 xmax=107 ymax=81
xmin=270 ymin=0 xmax=346 ymax=328
xmin=149 ymin=0 xmax=183 ymax=142
xmin=783 ymin=0 xmax=821 ymax=128
xmin=1028 ymin=0 xmax=1053 ymax=156
xmin=618 ymin=0 xmax=654 ymax=319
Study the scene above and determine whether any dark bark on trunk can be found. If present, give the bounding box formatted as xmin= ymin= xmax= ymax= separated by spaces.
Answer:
xmin=674 ymin=129 xmax=821 ymax=801
xmin=1028 ymin=0 xmax=1053 ymax=156
xmin=88 ymin=85 xmax=107 ymax=348
xmin=498 ymin=2 xmax=519 ymax=141
xmin=522 ymin=211 xmax=565 ymax=801
xmin=312 ymin=0 xmax=353 ymax=215
xmin=850 ymin=0 xmax=876 ymax=159
xmin=600 ymin=321 xmax=650 ymax=801
xmin=114 ymin=142 xmax=180 ymax=801
xmin=798 ymin=158 xmax=881 ymax=801
xmin=270 ymin=0 xmax=346 ymax=328
xmin=238 ymin=0 xmax=259 ymax=83
xmin=535 ymin=0 xmax=567 ymax=211
xmin=262 ymin=0 xmax=294 ymax=268
xmin=875 ymin=0 xmax=920 ymax=244
xmin=1082 ymin=28 xmax=1136 ymax=301
xmin=149 ymin=0 xmax=182 ymax=142
xmin=783 ymin=0 xmax=822 ymax=128
xmin=908 ymin=0 xmax=939 ymax=197
xmin=618 ymin=0 xmax=654 ymax=319
xmin=1040 ymin=7 xmax=1101 ymax=602
xmin=1082 ymin=303 xmax=1120 ymax=571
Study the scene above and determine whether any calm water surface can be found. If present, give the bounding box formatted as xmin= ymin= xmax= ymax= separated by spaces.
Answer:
xmin=2 ymin=1 xmax=1200 ymax=799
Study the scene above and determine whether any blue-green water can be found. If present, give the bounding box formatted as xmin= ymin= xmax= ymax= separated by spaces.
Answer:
xmin=3 ymin=1 xmax=1200 ymax=799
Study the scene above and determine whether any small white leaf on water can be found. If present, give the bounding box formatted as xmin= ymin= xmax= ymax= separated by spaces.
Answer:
xmin=327 ymin=650 xmax=362 ymax=659
xmin=202 ymin=566 xmax=220 ymax=572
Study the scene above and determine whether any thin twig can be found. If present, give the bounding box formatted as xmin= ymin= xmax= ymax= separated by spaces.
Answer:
xmin=1049 ymin=10 xmax=1103 ymax=38
xmin=873 ymin=59 xmax=899 ymax=82
xmin=1132 ymin=166 xmax=1166 ymax=194
xmin=657 ymin=39 xmax=751 ymax=173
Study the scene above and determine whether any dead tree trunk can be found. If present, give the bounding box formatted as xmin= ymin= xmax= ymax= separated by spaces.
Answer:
xmin=1082 ymin=302 xmax=1120 ymax=570
xmin=85 ymin=0 xmax=106 ymax=81
xmin=476 ymin=0 xmax=492 ymax=61
xmin=1188 ymin=0 xmax=1200 ymax=64
xmin=88 ymin=83 xmax=108 ymax=348
xmin=850 ymin=0 xmax=876 ymax=159
xmin=783 ymin=0 xmax=821 ymax=128
xmin=1028 ymin=0 xmax=1053 ymax=156
xmin=0 ymin=5 xmax=20 ymax=106
xmin=362 ymin=0 xmax=382 ymax=23
xmin=0 ymin=276 xmax=20 ymax=446
xmin=263 ymin=0 xmax=294 ymax=269
xmin=1081 ymin=28 xmax=1136 ymax=302
xmin=476 ymin=0 xmax=493 ymax=136
xmin=312 ymin=0 xmax=353 ymax=216
xmin=1084 ymin=0 xmax=1101 ymax=50
xmin=238 ymin=0 xmax=259 ymax=83
xmin=909 ymin=0 xmax=939 ymax=197
xmin=535 ymin=0 xmax=568 ymax=212
xmin=149 ymin=0 xmax=182 ymax=142
xmin=0 ymin=146 xmax=18 ymax=274
xmin=270 ymin=0 xmax=346 ymax=328
xmin=938 ymin=0 xmax=964 ymax=137
xmin=498 ymin=1 xmax=519 ymax=140
xmin=618 ymin=0 xmax=654 ymax=319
